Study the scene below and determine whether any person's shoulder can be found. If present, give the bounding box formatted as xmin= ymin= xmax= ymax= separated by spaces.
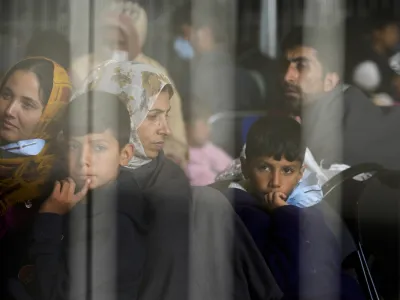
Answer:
xmin=117 ymin=167 xmax=141 ymax=190
xmin=116 ymin=168 xmax=151 ymax=231
xmin=162 ymin=155 xmax=189 ymax=178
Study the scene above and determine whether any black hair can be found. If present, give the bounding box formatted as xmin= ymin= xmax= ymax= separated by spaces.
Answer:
xmin=281 ymin=26 xmax=341 ymax=74
xmin=62 ymin=91 xmax=131 ymax=148
xmin=172 ymin=3 xmax=192 ymax=35
xmin=0 ymin=58 xmax=54 ymax=107
xmin=245 ymin=116 xmax=305 ymax=163
xmin=369 ymin=12 xmax=399 ymax=32
xmin=25 ymin=30 xmax=71 ymax=70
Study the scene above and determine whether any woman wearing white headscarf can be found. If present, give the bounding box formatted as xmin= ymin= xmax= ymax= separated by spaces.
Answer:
xmin=76 ymin=61 xmax=192 ymax=300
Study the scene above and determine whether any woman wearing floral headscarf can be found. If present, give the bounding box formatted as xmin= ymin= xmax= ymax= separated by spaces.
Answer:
xmin=76 ymin=61 xmax=192 ymax=300
xmin=0 ymin=57 xmax=71 ymax=297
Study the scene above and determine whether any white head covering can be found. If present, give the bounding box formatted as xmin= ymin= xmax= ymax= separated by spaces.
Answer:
xmin=352 ymin=60 xmax=381 ymax=92
xmin=102 ymin=1 xmax=148 ymax=49
xmin=74 ymin=61 xmax=174 ymax=169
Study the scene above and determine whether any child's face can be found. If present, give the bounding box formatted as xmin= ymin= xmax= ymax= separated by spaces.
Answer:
xmin=242 ymin=155 xmax=304 ymax=198
xmin=188 ymin=119 xmax=210 ymax=147
xmin=67 ymin=129 xmax=133 ymax=190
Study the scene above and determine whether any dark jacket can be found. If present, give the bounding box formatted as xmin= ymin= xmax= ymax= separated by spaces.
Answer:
xmin=29 ymin=169 xmax=150 ymax=300
xmin=223 ymin=188 xmax=365 ymax=300
xmin=127 ymin=152 xmax=192 ymax=300
xmin=302 ymin=85 xmax=400 ymax=169
xmin=130 ymin=153 xmax=283 ymax=300
xmin=191 ymin=186 xmax=283 ymax=300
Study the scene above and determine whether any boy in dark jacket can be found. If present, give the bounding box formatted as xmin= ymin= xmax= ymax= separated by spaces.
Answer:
xmin=26 ymin=91 xmax=149 ymax=300
xmin=222 ymin=116 xmax=365 ymax=299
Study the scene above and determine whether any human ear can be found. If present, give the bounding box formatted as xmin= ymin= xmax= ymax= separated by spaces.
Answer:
xmin=323 ymin=72 xmax=340 ymax=92
xmin=119 ymin=144 xmax=134 ymax=166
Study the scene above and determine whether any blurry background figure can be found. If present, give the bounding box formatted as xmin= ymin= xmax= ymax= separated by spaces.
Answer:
xmin=190 ymin=7 xmax=262 ymax=157
xmin=349 ymin=13 xmax=400 ymax=102
xmin=185 ymin=99 xmax=232 ymax=186
xmin=71 ymin=1 xmax=188 ymax=170
xmin=191 ymin=11 xmax=235 ymax=113
xmin=167 ymin=3 xmax=193 ymax=101
xmin=352 ymin=60 xmax=381 ymax=93
xmin=25 ymin=30 xmax=71 ymax=72
xmin=190 ymin=8 xmax=263 ymax=112
xmin=71 ymin=1 xmax=146 ymax=84
xmin=352 ymin=60 xmax=395 ymax=106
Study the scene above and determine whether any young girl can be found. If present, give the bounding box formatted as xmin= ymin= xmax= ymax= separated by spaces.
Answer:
xmin=185 ymin=100 xmax=232 ymax=186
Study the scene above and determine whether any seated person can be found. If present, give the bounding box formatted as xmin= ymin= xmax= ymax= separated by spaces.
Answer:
xmin=217 ymin=117 xmax=323 ymax=208
xmin=221 ymin=116 xmax=365 ymax=299
xmin=185 ymin=100 xmax=232 ymax=186
xmin=23 ymin=91 xmax=149 ymax=300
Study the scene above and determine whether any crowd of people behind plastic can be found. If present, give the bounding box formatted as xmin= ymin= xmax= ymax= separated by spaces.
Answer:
xmin=1 ymin=1 xmax=400 ymax=300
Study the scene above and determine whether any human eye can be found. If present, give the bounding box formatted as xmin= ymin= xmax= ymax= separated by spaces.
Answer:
xmin=147 ymin=113 xmax=158 ymax=121
xmin=93 ymin=143 xmax=107 ymax=152
xmin=21 ymin=101 xmax=37 ymax=110
xmin=282 ymin=167 xmax=295 ymax=175
xmin=0 ymin=90 xmax=12 ymax=101
xmin=257 ymin=164 xmax=271 ymax=172
xmin=68 ymin=141 xmax=79 ymax=151
xmin=296 ymin=61 xmax=309 ymax=72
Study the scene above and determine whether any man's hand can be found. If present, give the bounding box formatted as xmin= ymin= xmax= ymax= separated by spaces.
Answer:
xmin=39 ymin=178 xmax=90 ymax=215
xmin=264 ymin=192 xmax=288 ymax=211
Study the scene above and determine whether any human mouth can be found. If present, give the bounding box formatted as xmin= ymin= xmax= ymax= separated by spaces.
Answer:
xmin=283 ymin=84 xmax=301 ymax=97
xmin=2 ymin=119 xmax=18 ymax=129
xmin=284 ymin=89 xmax=300 ymax=98
xmin=153 ymin=141 xmax=165 ymax=150
xmin=77 ymin=174 xmax=95 ymax=181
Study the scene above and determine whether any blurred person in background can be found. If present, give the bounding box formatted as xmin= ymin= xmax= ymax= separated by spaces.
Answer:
xmin=184 ymin=99 xmax=232 ymax=186
xmin=191 ymin=10 xmax=263 ymax=113
xmin=191 ymin=10 xmax=262 ymax=157
xmin=281 ymin=26 xmax=400 ymax=170
xmin=167 ymin=3 xmax=193 ymax=100
xmin=351 ymin=14 xmax=400 ymax=102
xmin=25 ymin=30 xmax=71 ymax=72
xmin=71 ymin=1 xmax=188 ymax=169
xmin=352 ymin=60 xmax=395 ymax=106
xmin=190 ymin=12 xmax=234 ymax=113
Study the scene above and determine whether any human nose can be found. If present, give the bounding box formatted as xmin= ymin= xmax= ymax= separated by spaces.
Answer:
xmin=4 ymin=100 xmax=18 ymax=118
xmin=78 ymin=144 xmax=92 ymax=167
xmin=158 ymin=116 xmax=171 ymax=136
xmin=270 ymin=170 xmax=281 ymax=188
xmin=284 ymin=63 xmax=299 ymax=84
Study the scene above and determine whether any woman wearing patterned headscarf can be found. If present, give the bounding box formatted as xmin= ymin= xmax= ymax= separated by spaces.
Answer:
xmin=0 ymin=57 xmax=71 ymax=297
xmin=76 ymin=61 xmax=192 ymax=300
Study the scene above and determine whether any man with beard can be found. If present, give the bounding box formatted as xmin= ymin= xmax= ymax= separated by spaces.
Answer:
xmin=281 ymin=26 xmax=400 ymax=170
